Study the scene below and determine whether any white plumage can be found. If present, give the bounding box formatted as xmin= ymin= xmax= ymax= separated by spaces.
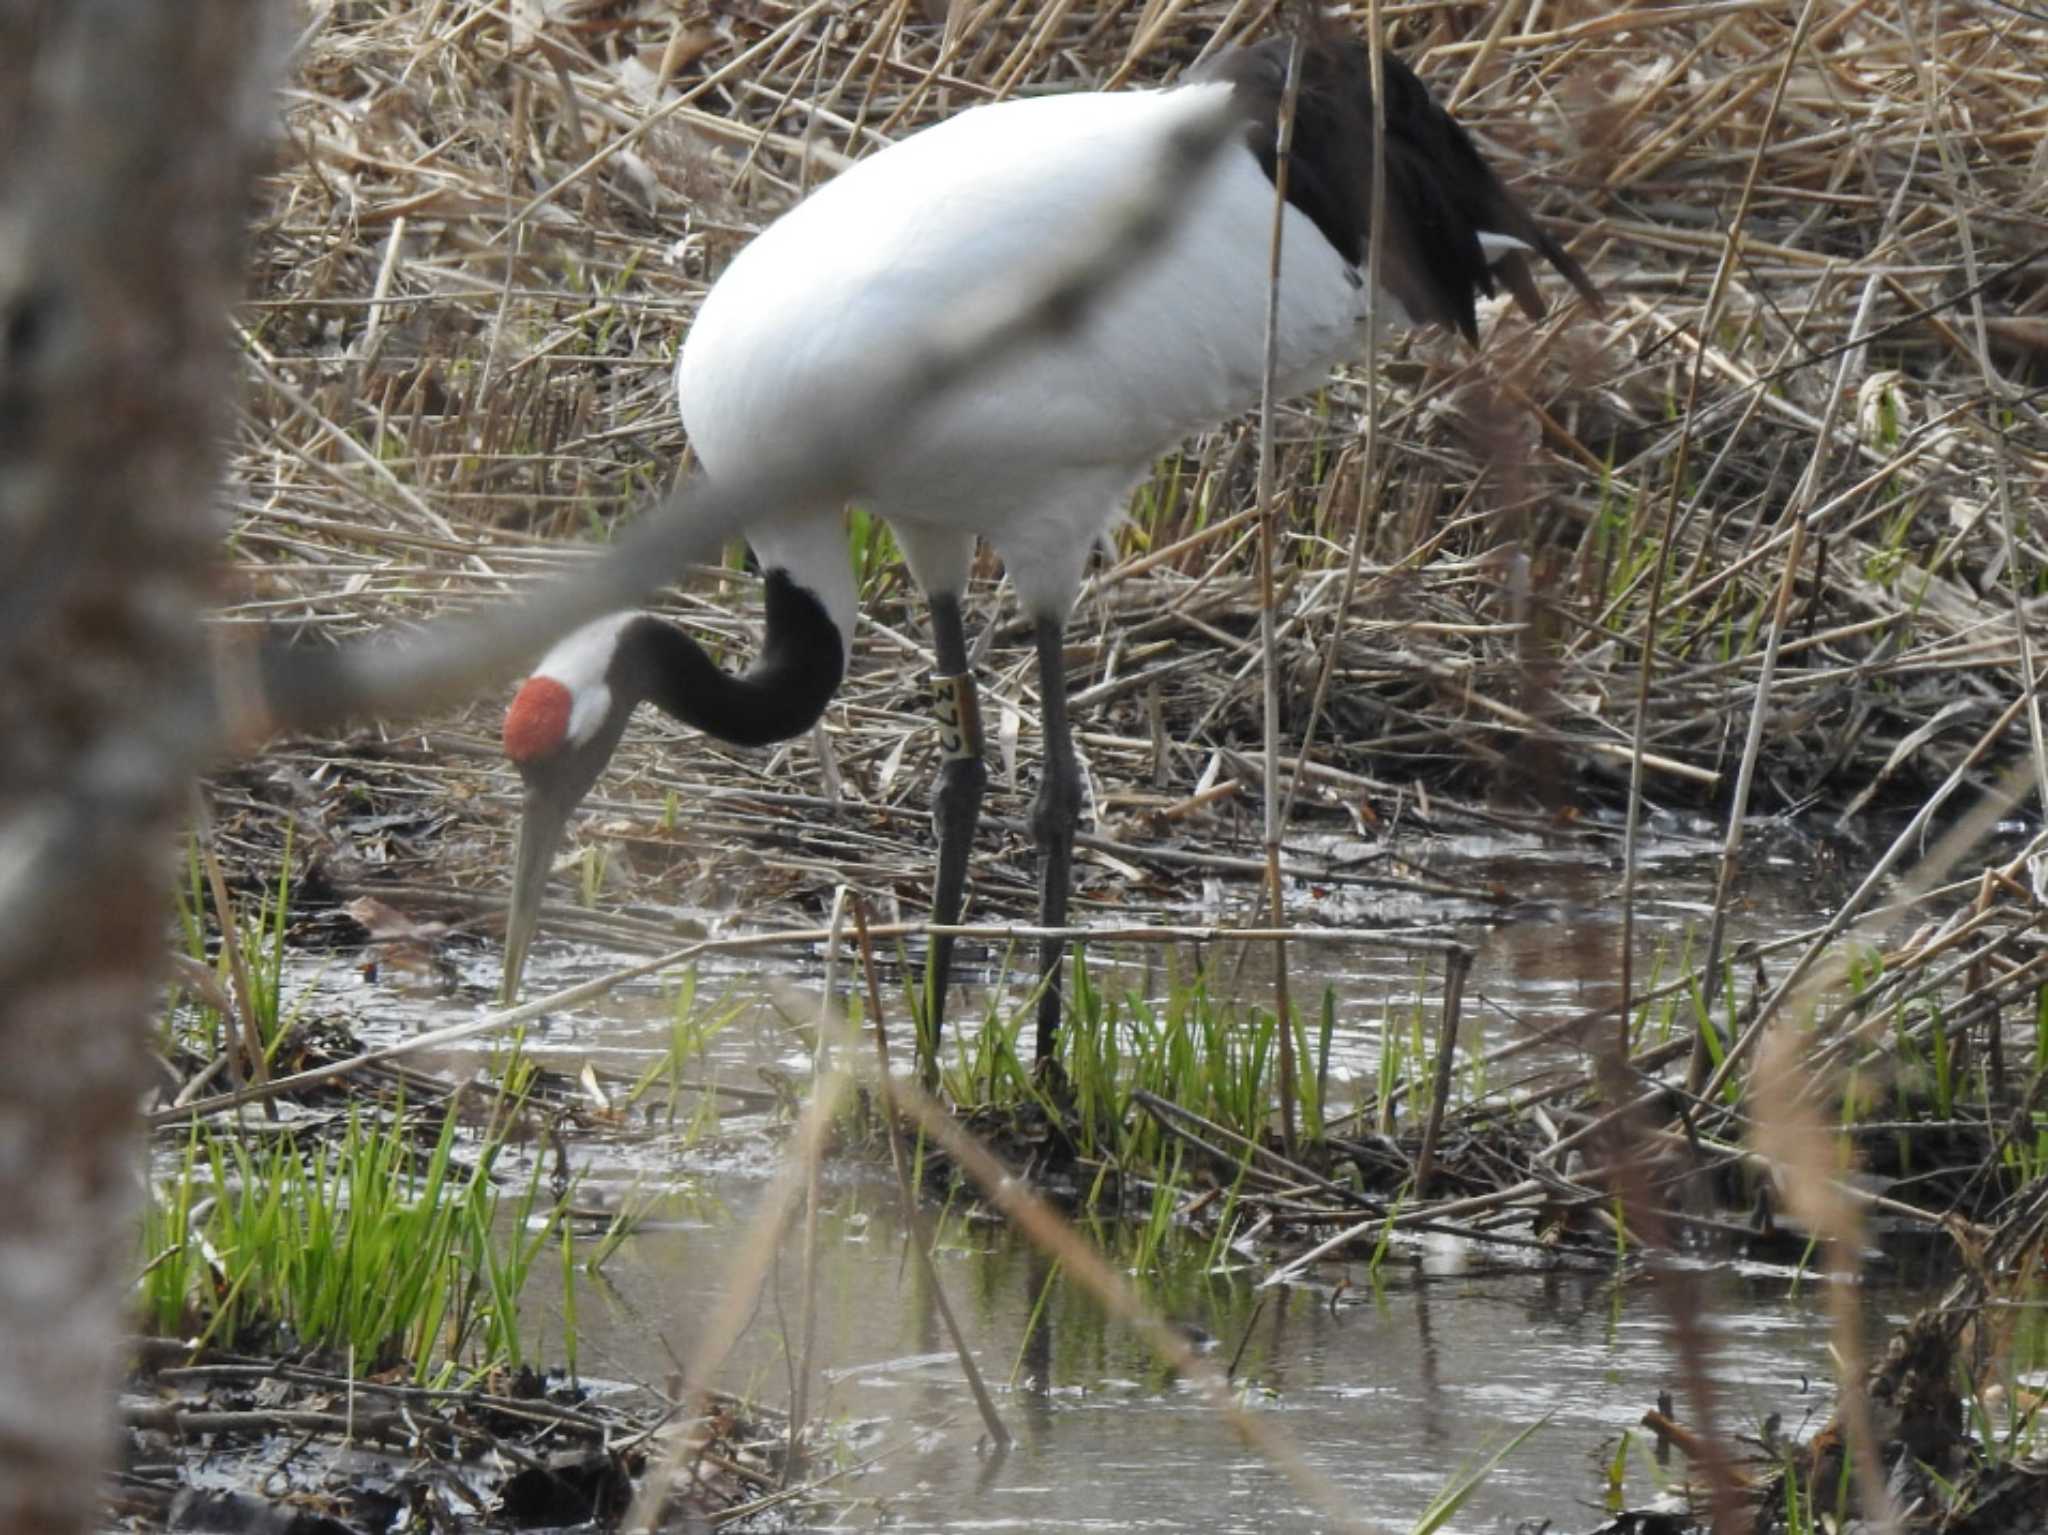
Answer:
xmin=677 ymin=79 xmax=1370 ymax=633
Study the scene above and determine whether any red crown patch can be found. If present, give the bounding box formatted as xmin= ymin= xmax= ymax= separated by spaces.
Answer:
xmin=503 ymin=676 xmax=573 ymax=763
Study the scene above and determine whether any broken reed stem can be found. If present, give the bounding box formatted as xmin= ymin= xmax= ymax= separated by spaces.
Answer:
xmin=1255 ymin=30 xmax=1305 ymax=1160
xmin=195 ymin=799 xmax=263 ymax=1098
xmin=850 ymin=898 xmax=1010 ymax=1453
xmin=1409 ymin=946 xmax=1470 ymax=1198
xmin=1135 ymin=1088 xmax=1379 ymax=1210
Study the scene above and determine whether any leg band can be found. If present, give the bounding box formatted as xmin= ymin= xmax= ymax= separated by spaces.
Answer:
xmin=932 ymin=671 xmax=984 ymax=763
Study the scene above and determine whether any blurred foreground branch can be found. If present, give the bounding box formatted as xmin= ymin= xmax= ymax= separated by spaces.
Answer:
xmin=0 ymin=3 xmax=277 ymax=1528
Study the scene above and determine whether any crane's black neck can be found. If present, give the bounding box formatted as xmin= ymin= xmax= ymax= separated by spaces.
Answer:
xmin=619 ymin=569 xmax=844 ymax=747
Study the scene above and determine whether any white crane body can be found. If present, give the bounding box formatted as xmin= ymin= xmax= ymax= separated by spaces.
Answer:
xmin=677 ymin=80 xmax=1375 ymax=632
xmin=500 ymin=35 xmax=1599 ymax=1071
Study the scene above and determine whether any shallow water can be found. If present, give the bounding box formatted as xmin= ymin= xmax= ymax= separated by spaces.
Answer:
xmin=286 ymin=828 xmax=1925 ymax=1530
xmin=331 ymin=821 xmax=1852 ymax=1099
xmin=520 ymin=1190 xmax=1921 ymax=1534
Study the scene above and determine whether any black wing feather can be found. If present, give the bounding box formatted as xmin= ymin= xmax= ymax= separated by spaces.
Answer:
xmin=1197 ymin=35 xmax=1598 ymax=343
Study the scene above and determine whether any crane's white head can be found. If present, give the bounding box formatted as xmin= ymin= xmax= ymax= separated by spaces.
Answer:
xmin=503 ymin=612 xmax=639 ymax=764
xmin=499 ymin=613 xmax=643 ymax=1005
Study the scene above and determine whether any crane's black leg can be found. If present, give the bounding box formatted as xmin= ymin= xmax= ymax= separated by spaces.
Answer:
xmin=1031 ymin=615 xmax=1081 ymax=1070
xmin=924 ymin=591 xmax=985 ymax=1087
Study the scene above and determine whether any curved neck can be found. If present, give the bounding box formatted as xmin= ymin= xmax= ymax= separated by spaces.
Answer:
xmin=625 ymin=570 xmax=844 ymax=747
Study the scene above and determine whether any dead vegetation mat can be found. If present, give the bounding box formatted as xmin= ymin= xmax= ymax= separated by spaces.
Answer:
xmin=112 ymin=1341 xmax=796 ymax=1532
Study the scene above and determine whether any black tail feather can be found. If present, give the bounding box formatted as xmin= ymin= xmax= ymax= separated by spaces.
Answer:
xmin=1202 ymin=32 xmax=1600 ymax=342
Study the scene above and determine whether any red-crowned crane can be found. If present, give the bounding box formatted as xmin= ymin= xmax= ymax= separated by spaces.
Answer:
xmin=498 ymin=32 xmax=1598 ymax=1073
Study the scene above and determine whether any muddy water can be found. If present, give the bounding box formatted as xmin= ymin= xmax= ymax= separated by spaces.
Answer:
xmin=303 ymin=829 xmax=1924 ymax=1530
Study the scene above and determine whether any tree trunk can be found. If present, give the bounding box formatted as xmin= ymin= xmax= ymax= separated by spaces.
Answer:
xmin=0 ymin=4 xmax=271 ymax=1527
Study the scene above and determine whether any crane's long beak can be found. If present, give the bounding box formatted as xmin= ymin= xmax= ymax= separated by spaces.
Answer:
xmin=500 ymin=788 xmax=571 ymax=1006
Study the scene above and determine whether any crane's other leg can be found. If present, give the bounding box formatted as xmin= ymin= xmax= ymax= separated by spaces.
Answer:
xmin=924 ymin=590 xmax=986 ymax=1086
xmin=1031 ymin=615 xmax=1082 ymax=1069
